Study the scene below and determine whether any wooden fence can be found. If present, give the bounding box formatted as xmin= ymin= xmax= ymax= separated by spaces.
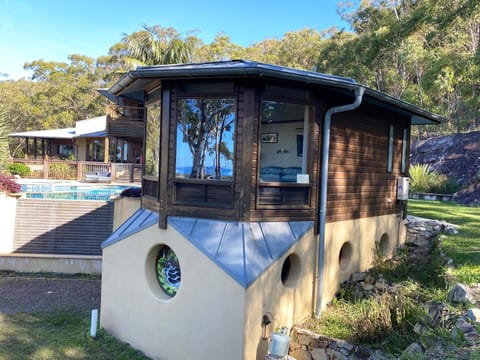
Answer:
xmin=10 ymin=159 xmax=142 ymax=183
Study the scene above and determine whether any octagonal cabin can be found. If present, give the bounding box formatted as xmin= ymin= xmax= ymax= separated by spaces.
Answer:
xmin=101 ymin=61 xmax=443 ymax=360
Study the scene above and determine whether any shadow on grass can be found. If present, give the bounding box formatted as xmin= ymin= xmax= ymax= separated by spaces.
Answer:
xmin=0 ymin=310 xmax=149 ymax=360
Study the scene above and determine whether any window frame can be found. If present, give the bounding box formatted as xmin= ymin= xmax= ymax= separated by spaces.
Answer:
xmin=256 ymin=88 xmax=313 ymax=210
xmin=172 ymin=82 xmax=237 ymax=208
xmin=387 ymin=124 xmax=394 ymax=173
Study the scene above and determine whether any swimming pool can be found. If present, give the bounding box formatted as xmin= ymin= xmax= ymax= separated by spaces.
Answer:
xmin=19 ymin=182 xmax=141 ymax=201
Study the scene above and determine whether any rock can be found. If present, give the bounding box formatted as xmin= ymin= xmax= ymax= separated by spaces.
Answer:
xmin=329 ymin=350 xmax=347 ymax=360
xmin=402 ymin=342 xmax=424 ymax=357
xmin=456 ymin=318 xmax=480 ymax=345
xmin=290 ymin=349 xmax=312 ymax=360
xmin=414 ymin=322 xmax=428 ymax=336
xmin=467 ymin=308 xmax=480 ymax=323
xmin=367 ymin=350 xmax=390 ymax=360
xmin=360 ymin=282 xmax=374 ymax=291
xmin=448 ymin=283 xmax=479 ymax=305
xmin=427 ymin=302 xmax=449 ymax=327
xmin=310 ymin=348 xmax=327 ymax=360
xmin=350 ymin=272 xmax=367 ymax=282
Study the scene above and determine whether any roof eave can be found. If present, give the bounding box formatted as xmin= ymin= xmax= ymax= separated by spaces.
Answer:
xmin=109 ymin=60 xmax=445 ymax=125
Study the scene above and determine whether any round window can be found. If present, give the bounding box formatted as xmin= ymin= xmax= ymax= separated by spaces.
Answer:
xmin=155 ymin=245 xmax=181 ymax=297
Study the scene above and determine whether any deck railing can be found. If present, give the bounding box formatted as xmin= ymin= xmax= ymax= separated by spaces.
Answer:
xmin=10 ymin=159 xmax=142 ymax=183
xmin=106 ymin=104 xmax=144 ymax=122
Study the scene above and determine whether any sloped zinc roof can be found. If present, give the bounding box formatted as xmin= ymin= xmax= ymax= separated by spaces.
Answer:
xmin=109 ymin=60 xmax=445 ymax=125
xmin=103 ymin=208 xmax=314 ymax=288
xmin=9 ymin=116 xmax=106 ymax=139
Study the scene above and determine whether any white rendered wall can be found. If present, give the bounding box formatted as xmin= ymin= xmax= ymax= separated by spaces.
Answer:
xmin=101 ymin=225 xmax=246 ymax=360
xmin=0 ymin=193 xmax=17 ymax=254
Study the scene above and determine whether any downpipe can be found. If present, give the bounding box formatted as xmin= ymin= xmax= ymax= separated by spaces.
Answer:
xmin=313 ymin=87 xmax=365 ymax=318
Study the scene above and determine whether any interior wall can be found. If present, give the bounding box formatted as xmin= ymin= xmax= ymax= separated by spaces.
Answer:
xmin=259 ymin=122 xmax=304 ymax=168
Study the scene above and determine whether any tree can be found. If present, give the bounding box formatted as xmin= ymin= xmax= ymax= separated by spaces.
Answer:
xmin=121 ymin=24 xmax=195 ymax=67
xmin=177 ymin=98 xmax=235 ymax=179
xmin=0 ymin=107 xmax=10 ymax=171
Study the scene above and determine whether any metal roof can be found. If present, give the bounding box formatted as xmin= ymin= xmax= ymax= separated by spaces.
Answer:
xmin=9 ymin=116 xmax=107 ymax=139
xmin=102 ymin=208 xmax=314 ymax=289
xmin=108 ymin=60 xmax=445 ymax=125
xmin=9 ymin=127 xmax=77 ymax=139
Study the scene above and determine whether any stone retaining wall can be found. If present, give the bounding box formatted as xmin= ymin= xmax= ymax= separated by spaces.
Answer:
xmin=289 ymin=327 xmax=386 ymax=360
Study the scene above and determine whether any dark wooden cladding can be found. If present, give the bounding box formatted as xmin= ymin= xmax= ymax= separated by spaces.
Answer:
xmin=174 ymin=180 xmax=233 ymax=208
xmin=143 ymin=178 xmax=159 ymax=199
xmin=326 ymin=108 xmax=409 ymax=223
xmin=139 ymin=77 xmax=410 ymax=226
xmin=258 ymin=185 xmax=310 ymax=207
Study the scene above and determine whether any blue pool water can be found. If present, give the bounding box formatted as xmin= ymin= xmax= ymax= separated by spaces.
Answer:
xmin=20 ymin=183 xmax=140 ymax=201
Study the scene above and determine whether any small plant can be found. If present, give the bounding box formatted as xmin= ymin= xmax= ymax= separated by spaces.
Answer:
xmin=409 ymin=164 xmax=458 ymax=194
xmin=7 ymin=162 xmax=31 ymax=177
xmin=0 ymin=173 xmax=21 ymax=193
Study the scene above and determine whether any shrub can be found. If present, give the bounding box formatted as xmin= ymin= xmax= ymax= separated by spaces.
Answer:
xmin=0 ymin=173 xmax=21 ymax=193
xmin=409 ymin=164 xmax=458 ymax=194
xmin=48 ymin=162 xmax=76 ymax=179
xmin=7 ymin=163 xmax=31 ymax=177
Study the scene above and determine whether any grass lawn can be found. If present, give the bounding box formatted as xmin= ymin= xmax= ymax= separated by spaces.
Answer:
xmin=409 ymin=199 xmax=480 ymax=284
xmin=0 ymin=310 xmax=149 ymax=360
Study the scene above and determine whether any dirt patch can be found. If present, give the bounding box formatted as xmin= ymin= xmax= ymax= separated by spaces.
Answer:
xmin=0 ymin=274 xmax=101 ymax=315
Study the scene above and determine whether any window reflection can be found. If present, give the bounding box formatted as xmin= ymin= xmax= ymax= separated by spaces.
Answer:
xmin=176 ymin=98 xmax=235 ymax=180
xmin=259 ymin=101 xmax=309 ymax=183
xmin=145 ymin=99 xmax=161 ymax=177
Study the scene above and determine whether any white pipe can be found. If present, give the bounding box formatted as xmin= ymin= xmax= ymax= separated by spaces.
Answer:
xmin=314 ymin=87 xmax=365 ymax=317
xmin=90 ymin=309 xmax=99 ymax=337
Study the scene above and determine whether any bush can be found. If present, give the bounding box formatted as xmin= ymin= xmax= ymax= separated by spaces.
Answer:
xmin=7 ymin=163 xmax=31 ymax=177
xmin=48 ymin=162 xmax=76 ymax=179
xmin=0 ymin=173 xmax=21 ymax=193
xmin=409 ymin=164 xmax=458 ymax=194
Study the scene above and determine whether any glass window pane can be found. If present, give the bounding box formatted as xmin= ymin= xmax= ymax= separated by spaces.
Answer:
xmin=145 ymin=99 xmax=161 ymax=177
xmin=387 ymin=125 xmax=394 ymax=173
xmin=401 ymin=128 xmax=408 ymax=174
xmin=259 ymin=100 xmax=309 ymax=183
xmin=176 ymin=98 xmax=235 ymax=180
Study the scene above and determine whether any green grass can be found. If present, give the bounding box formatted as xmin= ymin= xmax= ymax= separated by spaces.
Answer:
xmin=308 ymin=199 xmax=480 ymax=355
xmin=409 ymin=199 xmax=480 ymax=284
xmin=0 ymin=310 xmax=149 ymax=360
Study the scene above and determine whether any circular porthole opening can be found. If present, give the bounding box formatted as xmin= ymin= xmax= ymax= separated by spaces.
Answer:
xmin=281 ymin=253 xmax=301 ymax=288
xmin=155 ymin=245 xmax=181 ymax=298
xmin=339 ymin=242 xmax=353 ymax=272
xmin=378 ymin=233 xmax=390 ymax=258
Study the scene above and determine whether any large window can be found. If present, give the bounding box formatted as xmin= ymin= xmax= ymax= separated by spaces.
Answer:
xmin=258 ymin=88 xmax=311 ymax=208
xmin=175 ymin=98 xmax=235 ymax=181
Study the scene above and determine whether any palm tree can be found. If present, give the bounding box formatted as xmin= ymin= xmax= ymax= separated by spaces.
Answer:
xmin=122 ymin=24 xmax=194 ymax=67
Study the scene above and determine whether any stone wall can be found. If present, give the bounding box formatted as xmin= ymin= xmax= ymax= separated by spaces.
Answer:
xmin=288 ymin=327 xmax=386 ymax=360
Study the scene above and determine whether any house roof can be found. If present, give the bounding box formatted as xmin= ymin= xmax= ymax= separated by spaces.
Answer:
xmin=9 ymin=116 xmax=107 ymax=139
xmin=9 ymin=128 xmax=77 ymax=139
xmin=103 ymin=208 xmax=314 ymax=288
xmin=108 ymin=60 xmax=445 ymax=125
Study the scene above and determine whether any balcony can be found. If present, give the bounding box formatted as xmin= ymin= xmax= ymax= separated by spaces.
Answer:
xmin=106 ymin=105 xmax=145 ymax=138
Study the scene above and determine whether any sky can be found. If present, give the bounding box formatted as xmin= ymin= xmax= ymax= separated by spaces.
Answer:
xmin=0 ymin=0 xmax=355 ymax=80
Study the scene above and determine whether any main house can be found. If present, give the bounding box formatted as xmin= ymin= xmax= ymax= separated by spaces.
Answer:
xmin=100 ymin=60 xmax=444 ymax=360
